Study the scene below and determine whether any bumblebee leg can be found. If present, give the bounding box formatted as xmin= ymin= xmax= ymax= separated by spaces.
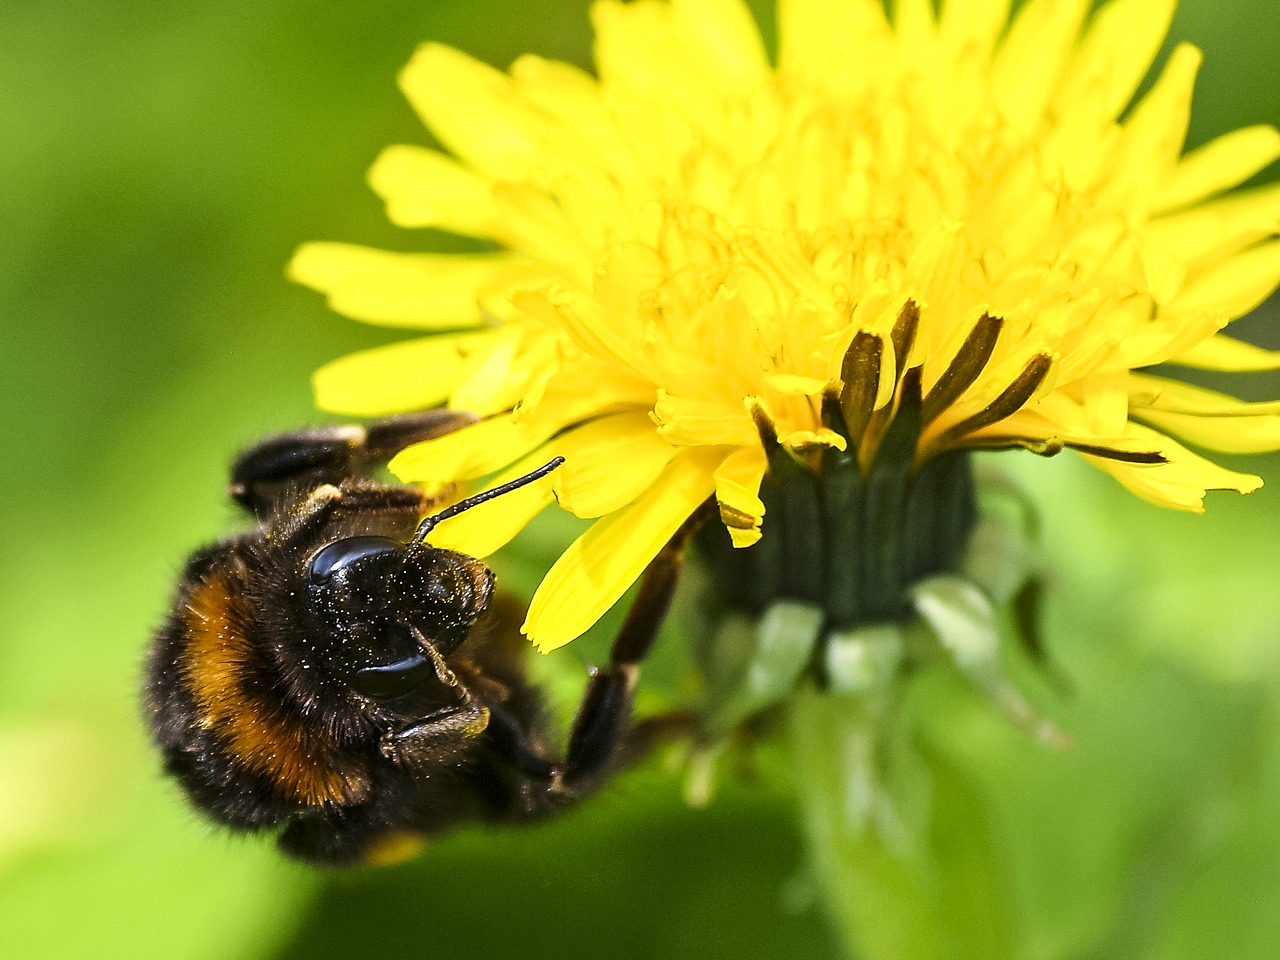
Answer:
xmin=229 ymin=409 xmax=476 ymax=518
xmin=361 ymin=409 xmax=478 ymax=462
xmin=378 ymin=700 xmax=493 ymax=766
xmin=553 ymin=503 xmax=712 ymax=794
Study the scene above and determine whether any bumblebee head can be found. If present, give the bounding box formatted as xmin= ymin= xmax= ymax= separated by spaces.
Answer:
xmin=302 ymin=535 xmax=494 ymax=706
xmin=298 ymin=457 xmax=563 ymax=708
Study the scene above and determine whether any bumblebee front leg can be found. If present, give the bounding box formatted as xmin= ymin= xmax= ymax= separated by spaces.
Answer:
xmin=378 ymin=640 xmax=494 ymax=767
xmin=229 ymin=409 xmax=476 ymax=519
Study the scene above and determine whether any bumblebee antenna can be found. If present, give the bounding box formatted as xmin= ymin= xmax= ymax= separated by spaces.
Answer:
xmin=410 ymin=457 xmax=565 ymax=548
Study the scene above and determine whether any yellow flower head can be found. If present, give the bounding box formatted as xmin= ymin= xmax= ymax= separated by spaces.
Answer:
xmin=292 ymin=0 xmax=1280 ymax=651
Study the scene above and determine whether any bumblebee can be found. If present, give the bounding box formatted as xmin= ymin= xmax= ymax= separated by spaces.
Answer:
xmin=145 ymin=410 xmax=695 ymax=865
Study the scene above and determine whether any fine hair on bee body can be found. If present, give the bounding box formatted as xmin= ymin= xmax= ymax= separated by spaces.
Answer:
xmin=145 ymin=410 xmax=697 ymax=865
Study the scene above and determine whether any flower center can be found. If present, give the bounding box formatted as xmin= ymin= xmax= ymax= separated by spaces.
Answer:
xmin=697 ymin=369 xmax=978 ymax=631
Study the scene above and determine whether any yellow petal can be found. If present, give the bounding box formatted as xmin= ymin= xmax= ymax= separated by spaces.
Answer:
xmin=897 ymin=219 xmax=966 ymax=324
xmin=390 ymin=413 xmax=558 ymax=483
xmin=551 ymin=414 xmax=678 ymax=518
xmin=1109 ymin=311 xmax=1223 ymax=371
xmin=1171 ymin=334 xmax=1280 ymax=372
xmin=1074 ymin=370 xmax=1132 ymax=436
xmin=1165 ymin=239 xmax=1280 ymax=322
xmin=737 ymin=230 xmax=838 ymax=316
xmin=313 ymin=331 xmax=502 ymax=416
xmin=1097 ymin=44 xmax=1200 ymax=214
xmin=672 ymin=0 xmax=770 ymax=91
xmin=509 ymin=56 xmax=642 ymax=182
xmin=781 ymin=427 xmax=847 ymax=453
xmin=990 ymin=0 xmax=1089 ymax=132
xmin=964 ymin=396 xmax=1162 ymax=459
xmin=491 ymin=184 xmax=596 ymax=278
xmin=1129 ymin=376 xmax=1280 ymax=454
xmin=1135 ymin=409 xmax=1280 ymax=455
xmin=589 ymin=27 xmax=696 ymax=178
xmin=1147 ymin=183 xmax=1280 ymax=268
xmin=423 ymin=452 xmax=557 ymax=558
xmin=1053 ymin=0 xmax=1176 ymax=128
xmin=399 ymin=43 xmax=536 ymax=179
xmin=592 ymin=0 xmax=720 ymax=135
xmin=1154 ymin=126 xmax=1280 ymax=213
xmin=511 ymin=282 xmax=653 ymax=378
xmin=1139 ymin=244 xmax=1188 ymax=306
xmin=713 ymin=444 xmax=767 ymax=548
xmin=519 ymin=358 xmax=659 ymax=427
xmin=893 ymin=0 xmax=936 ymax=61
xmin=766 ymin=373 xmax=829 ymax=397
xmin=1083 ymin=424 xmax=1262 ymax=512
xmin=449 ymin=328 xmax=559 ymax=418
xmin=288 ymin=243 xmax=524 ymax=328
xmin=1130 ymin=374 xmax=1280 ymax=416
xmin=779 ymin=0 xmax=893 ymax=90
xmin=938 ymin=0 xmax=1010 ymax=63
xmin=446 ymin=329 xmax=521 ymax=417
xmin=654 ymin=391 xmax=758 ymax=447
xmin=367 ymin=145 xmax=500 ymax=236
xmin=524 ymin=448 xmax=721 ymax=651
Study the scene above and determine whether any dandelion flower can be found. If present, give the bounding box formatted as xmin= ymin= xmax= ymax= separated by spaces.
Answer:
xmin=292 ymin=0 xmax=1280 ymax=651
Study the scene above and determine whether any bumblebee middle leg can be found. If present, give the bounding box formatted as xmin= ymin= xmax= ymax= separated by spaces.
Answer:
xmin=551 ymin=509 xmax=707 ymax=795
xmin=485 ymin=503 xmax=712 ymax=811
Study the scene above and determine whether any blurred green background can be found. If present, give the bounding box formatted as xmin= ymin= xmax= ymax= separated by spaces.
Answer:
xmin=1 ymin=1 xmax=1278 ymax=957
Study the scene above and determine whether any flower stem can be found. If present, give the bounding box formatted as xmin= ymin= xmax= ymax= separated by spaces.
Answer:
xmin=789 ymin=684 xmax=1016 ymax=960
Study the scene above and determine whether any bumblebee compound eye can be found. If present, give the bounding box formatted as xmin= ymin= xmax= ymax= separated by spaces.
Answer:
xmin=301 ymin=534 xmax=492 ymax=683
xmin=307 ymin=536 xmax=403 ymax=584
xmin=303 ymin=536 xmax=432 ymax=681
